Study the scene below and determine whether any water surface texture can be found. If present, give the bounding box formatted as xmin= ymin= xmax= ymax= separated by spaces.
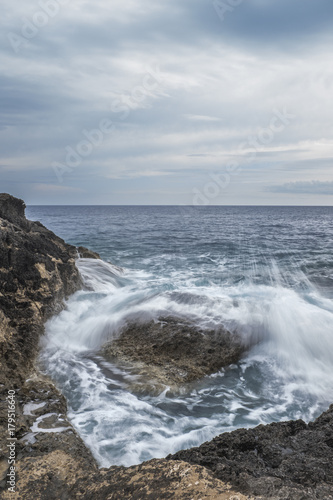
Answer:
xmin=26 ymin=206 xmax=333 ymax=467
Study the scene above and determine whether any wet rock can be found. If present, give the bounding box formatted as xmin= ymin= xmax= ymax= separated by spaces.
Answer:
xmin=77 ymin=246 xmax=100 ymax=259
xmin=0 ymin=194 xmax=95 ymax=497
xmin=0 ymin=193 xmax=82 ymax=389
xmin=102 ymin=316 xmax=246 ymax=390
xmin=169 ymin=405 xmax=333 ymax=499
xmin=0 ymin=374 xmax=98 ymax=498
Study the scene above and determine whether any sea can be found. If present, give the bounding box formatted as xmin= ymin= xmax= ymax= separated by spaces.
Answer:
xmin=26 ymin=205 xmax=333 ymax=468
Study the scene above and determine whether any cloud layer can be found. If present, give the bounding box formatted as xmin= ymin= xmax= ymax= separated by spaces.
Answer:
xmin=1 ymin=0 xmax=333 ymax=204
xmin=268 ymin=180 xmax=333 ymax=195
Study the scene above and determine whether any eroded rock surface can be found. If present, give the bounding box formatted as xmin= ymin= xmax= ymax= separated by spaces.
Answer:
xmin=169 ymin=405 xmax=333 ymax=499
xmin=71 ymin=459 xmax=259 ymax=500
xmin=77 ymin=246 xmax=100 ymax=259
xmin=0 ymin=194 xmax=98 ymax=498
xmin=0 ymin=375 xmax=98 ymax=497
xmin=102 ymin=317 xmax=245 ymax=391
xmin=0 ymin=193 xmax=82 ymax=388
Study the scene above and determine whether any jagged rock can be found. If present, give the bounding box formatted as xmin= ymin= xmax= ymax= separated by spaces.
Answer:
xmin=70 ymin=459 xmax=259 ymax=500
xmin=0 ymin=195 xmax=100 ymax=498
xmin=77 ymin=246 xmax=100 ymax=259
xmin=0 ymin=193 xmax=82 ymax=389
xmin=0 ymin=375 xmax=98 ymax=495
xmin=102 ymin=316 xmax=245 ymax=391
xmin=169 ymin=405 xmax=333 ymax=499
xmin=0 ymin=194 xmax=28 ymax=230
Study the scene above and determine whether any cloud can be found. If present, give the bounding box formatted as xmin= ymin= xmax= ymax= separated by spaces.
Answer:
xmin=267 ymin=181 xmax=333 ymax=195
xmin=187 ymin=154 xmax=216 ymax=158
xmin=33 ymin=184 xmax=84 ymax=193
xmin=0 ymin=0 xmax=333 ymax=204
xmin=184 ymin=114 xmax=221 ymax=122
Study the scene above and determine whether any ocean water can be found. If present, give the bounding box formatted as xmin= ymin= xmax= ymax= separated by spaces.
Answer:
xmin=26 ymin=205 xmax=333 ymax=467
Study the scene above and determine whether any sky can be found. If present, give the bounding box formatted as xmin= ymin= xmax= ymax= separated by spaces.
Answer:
xmin=1 ymin=0 xmax=333 ymax=205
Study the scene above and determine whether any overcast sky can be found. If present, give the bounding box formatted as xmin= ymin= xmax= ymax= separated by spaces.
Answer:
xmin=1 ymin=0 xmax=333 ymax=205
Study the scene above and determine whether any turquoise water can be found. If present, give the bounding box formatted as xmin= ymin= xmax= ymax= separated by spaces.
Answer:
xmin=27 ymin=206 xmax=333 ymax=467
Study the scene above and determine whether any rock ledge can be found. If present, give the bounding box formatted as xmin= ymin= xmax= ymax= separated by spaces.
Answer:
xmin=102 ymin=316 xmax=245 ymax=392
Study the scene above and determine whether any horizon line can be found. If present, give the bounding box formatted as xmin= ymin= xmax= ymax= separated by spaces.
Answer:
xmin=26 ymin=204 xmax=333 ymax=207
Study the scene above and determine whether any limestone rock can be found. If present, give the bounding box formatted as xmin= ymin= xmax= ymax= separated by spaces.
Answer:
xmin=0 ymin=194 xmax=28 ymax=230
xmin=102 ymin=316 xmax=245 ymax=391
xmin=0 ymin=193 xmax=82 ymax=388
xmin=169 ymin=405 xmax=333 ymax=499
xmin=77 ymin=246 xmax=100 ymax=259
xmin=71 ymin=459 xmax=260 ymax=500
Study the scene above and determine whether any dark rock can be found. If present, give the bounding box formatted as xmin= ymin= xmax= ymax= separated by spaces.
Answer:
xmin=0 ymin=195 xmax=82 ymax=389
xmin=102 ymin=317 xmax=246 ymax=391
xmin=168 ymin=405 xmax=333 ymax=499
xmin=0 ymin=195 xmax=98 ymax=499
xmin=77 ymin=246 xmax=100 ymax=259
xmin=0 ymin=194 xmax=28 ymax=230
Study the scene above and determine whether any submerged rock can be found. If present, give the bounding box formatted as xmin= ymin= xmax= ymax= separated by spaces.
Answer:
xmin=102 ymin=316 xmax=246 ymax=391
xmin=77 ymin=246 xmax=100 ymax=259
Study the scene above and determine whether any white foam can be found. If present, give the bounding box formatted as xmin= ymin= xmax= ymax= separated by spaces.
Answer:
xmin=30 ymin=413 xmax=70 ymax=434
xmin=76 ymin=258 xmax=124 ymax=292
xmin=39 ymin=257 xmax=333 ymax=467
xmin=20 ymin=433 xmax=37 ymax=445
xmin=23 ymin=402 xmax=46 ymax=416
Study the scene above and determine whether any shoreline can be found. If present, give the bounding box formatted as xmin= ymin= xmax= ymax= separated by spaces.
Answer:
xmin=1 ymin=193 xmax=333 ymax=499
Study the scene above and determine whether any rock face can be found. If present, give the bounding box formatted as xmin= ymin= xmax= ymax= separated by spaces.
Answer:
xmin=169 ymin=405 xmax=333 ymax=499
xmin=0 ymin=193 xmax=82 ymax=389
xmin=77 ymin=246 xmax=100 ymax=259
xmin=1 ymin=454 xmax=258 ymax=500
xmin=0 ymin=374 xmax=98 ymax=498
xmin=0 ymin=194 xmax=99 ymax=497
xmin=70 ymin=459 xmax=258 ymax=500
xmin=102 ymin=317 xmax=245 ymax=391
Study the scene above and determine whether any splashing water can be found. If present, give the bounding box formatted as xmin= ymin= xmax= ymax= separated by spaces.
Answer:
xmin=28 ymin=205 xmax=333 ymax=467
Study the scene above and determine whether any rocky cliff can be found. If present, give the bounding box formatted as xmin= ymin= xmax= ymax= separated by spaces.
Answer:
xmin=0 ymin=193 xmax=82 ymax=389
xmin=0 ymin=194 xmax=98 ymax=497
xmin=0 ymin=194 xmax=332 ymax=499
xmin=170 ymin=406 xmax=333 ymax=499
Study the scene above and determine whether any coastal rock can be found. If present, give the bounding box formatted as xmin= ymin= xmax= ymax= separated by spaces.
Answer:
xmin=1 ymin=452 xmax=258 ymax=500
xmin=0 ymin=194 xmax=95 ymax=498
xmin=0 ymin=374 xmax=98 ymax=497
xmin=102 ymin=317 xmax=245 ymax=391
xmin=0 ymin=194 xmax=28 ymax=230
xmin=77 ymin=246 xmax=100 ymax=259
xmin=169 ymin=405 xmax=333 ymax=499
xmin=1 ymin=194 xmax=333 ymax=499
xmin=0 ymin=193 xmax=82 ymax=389
xmin=70 ymin=459 xmax=259 ymax=500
